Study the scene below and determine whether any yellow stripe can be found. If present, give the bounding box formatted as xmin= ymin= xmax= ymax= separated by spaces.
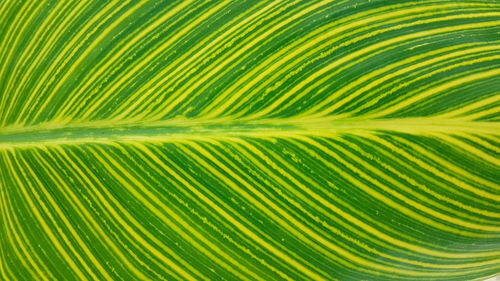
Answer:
xmin=284 ymin=137 xmax=500 ymax=259
xmin=273 ymin=16 xmax=500 ymax=119
xmin=206 ymin=3 xmax=489 ymax=118
xmin=3 ymin=150 xmax=91 ymax=281
xmin=110 ymin=0 xmax=285 ymax=121
xmin=62 ymin=146 xmax=198 ymax=281
xmin=10 ymin=1 xmax=125 ymax=124
xmin=370 ymin=68 xmax=500 ymax=118
xmin=33 ymin=148 xmax=158 ymax=281
xmin=18 ymin=1 xmax=149 ymax=125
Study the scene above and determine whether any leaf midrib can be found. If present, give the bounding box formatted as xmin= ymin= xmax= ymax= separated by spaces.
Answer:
xmin=0 ymin=117 xmax=498 ymax=148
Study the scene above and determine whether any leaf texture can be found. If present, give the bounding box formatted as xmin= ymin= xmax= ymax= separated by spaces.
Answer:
xmin=0 ymin=1 xmax=499 ymax=280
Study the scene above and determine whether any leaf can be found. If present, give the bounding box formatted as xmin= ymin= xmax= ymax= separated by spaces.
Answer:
xmin=1 ymin=1 xmax=499 ymax=280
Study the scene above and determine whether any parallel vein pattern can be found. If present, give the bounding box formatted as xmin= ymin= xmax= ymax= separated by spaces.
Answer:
xmin=0 ymin=1 xmax=499 ymax=280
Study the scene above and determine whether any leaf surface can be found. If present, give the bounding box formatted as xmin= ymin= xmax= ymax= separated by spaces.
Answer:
xmin=1 ymin=1 xmax=499 ymax=280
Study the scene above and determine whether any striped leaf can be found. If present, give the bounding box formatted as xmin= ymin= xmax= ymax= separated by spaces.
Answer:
xmin=1 ymin=1 xmax=499 ymax=280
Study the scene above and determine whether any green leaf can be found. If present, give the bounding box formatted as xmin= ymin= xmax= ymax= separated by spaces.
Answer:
xmin=1 ymin=1 xmax=499 ymax=280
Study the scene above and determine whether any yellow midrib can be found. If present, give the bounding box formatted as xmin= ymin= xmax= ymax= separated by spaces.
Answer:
xmin=0 ymin=117 xmax=498 ymax=148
